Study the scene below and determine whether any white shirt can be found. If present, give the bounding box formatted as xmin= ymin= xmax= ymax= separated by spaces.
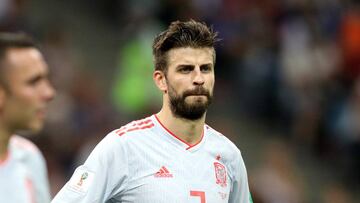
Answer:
xmin=0 ymin=135 xmax=51 ymax=203
xmin=52 ymin=115 xmax=251 ymax=203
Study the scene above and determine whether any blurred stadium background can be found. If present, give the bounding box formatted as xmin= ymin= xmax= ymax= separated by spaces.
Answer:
xmin=1 ymin=0 xmax=360 ymax=202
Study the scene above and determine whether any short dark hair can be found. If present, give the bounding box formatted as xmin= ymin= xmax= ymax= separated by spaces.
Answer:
xmin=152 ymin=20 xmax=219 ymax=74
xmin=0 ymin=32 xmax=37 ymax=86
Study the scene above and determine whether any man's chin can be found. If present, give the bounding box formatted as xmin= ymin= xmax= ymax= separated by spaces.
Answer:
xmin=178 ymin=109 xmax=207 ymax=121
xmin=28 ymin=123 xmax=44 ymax=134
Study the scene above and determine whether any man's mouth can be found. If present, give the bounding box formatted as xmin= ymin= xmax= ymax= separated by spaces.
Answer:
xmin=188 ymin=94 xmax=206 ymax=96
xmin=36 ymin=109 xmax=47 ymax=119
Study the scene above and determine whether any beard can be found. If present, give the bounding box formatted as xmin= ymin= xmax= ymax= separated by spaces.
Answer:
xmin=167 ymin=84 xmax=213 ymax=121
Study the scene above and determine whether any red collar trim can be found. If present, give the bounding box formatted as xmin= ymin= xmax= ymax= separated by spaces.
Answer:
xmin=154 ymin=114 xmax=204 ymax=150
xmin=0 ymin=151 xmax=10 ymax=167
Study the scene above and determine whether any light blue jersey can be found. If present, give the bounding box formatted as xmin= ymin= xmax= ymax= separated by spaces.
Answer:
xmin=0 ymin=135 xmax=51 ymax=203
xmin=53 ymin=115 xmax=251 ymax=203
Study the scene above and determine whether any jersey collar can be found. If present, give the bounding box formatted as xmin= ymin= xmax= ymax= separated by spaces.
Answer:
xmin=152 ymin=114 xmax=206 ymax=151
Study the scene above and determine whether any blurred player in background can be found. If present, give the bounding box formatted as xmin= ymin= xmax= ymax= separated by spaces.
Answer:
xmin=0 ymin=32 xmax=55 ymax=202
xmin=53 ymin=20 xmax=252 ymax=203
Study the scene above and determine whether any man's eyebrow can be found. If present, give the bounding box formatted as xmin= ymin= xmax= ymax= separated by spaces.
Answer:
xmin=177 ymin=64 xmax=195 ymax=69
xmin=200 ymin=63 xmax=213 ymax=67
xmin=26 ymin=72 xmax=47 ymax=84
xmin=177 ymin=63 xmax=213 ymax=68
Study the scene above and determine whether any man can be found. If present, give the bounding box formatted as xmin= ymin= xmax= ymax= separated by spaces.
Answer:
xmin=53 ymin=20 xmax=252 ymax=203
xmin=0 ymin=32 xmax=55 ymax=202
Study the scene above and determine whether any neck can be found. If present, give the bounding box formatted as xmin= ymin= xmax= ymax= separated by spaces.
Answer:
xmin=0 ymin=126 xmax=11 ymax=161
xmin=156 ymin=107 xmax=206 ymax=145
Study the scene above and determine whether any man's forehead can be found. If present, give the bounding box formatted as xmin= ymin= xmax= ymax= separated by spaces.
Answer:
xmin=3 ymin=47 xmax=48 ymax=81
xmin=167 ymin=47 xmax=214 ymax=65
xmin=5 ymin=47 xmax=43 ymax=64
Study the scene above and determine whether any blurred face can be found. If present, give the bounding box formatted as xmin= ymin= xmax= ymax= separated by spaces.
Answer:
xmin=0 ymin=48 xmax=55 ymax=134
xmin=164 ymin=47 xmax=215 ymax=120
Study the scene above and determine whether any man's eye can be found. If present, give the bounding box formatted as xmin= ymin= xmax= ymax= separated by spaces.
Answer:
xmin=27 ymin=76 xmax=42 ymax=86
xmin=201 ymin=65 xmax=212 ymax=72
xmin=179 ymin=66 xmax=192 ymax=73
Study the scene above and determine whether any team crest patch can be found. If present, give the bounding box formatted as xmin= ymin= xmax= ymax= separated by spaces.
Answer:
xmin=214 ymin=162 xmax=227 ymax=187
xmin=68 ymin=167 xmax=95 ymax=193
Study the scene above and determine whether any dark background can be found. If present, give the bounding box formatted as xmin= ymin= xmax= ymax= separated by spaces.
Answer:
xmin=1 ymin=0 xmax=359 ymax=202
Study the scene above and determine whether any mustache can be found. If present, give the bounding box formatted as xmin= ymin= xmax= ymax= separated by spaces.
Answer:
xmin=183 ymin=87 xmax=211 ymax=97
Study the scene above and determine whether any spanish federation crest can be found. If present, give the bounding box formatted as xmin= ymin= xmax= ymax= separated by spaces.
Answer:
xmin=214 ymin=162 xmax=227 ymax=187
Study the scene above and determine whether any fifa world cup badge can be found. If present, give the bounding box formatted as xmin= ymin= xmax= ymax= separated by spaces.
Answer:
xmin=68 ymin=168 xmax=94 ymax=193
xmin=214 ymin=162 xmax=227 ymax=187
xmin=77 ymin=172 xmax=89 ymax=186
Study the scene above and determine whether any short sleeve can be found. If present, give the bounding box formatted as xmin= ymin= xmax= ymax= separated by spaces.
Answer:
xmin=29 ymin=149 xmax=51 ymax=203
xmin=228 ymin=150 xmax=251 ymax=203
xmin=52 ymin=132 xmax=129 ymax=203
xmin=11 ymin=135 xmax=51 ymax=203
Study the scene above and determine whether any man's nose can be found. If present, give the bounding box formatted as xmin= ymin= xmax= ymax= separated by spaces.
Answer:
xmin=193 ymin=69 xmax=205 ymax=86
xmin=42 ymin=81 xmax=56 ymax=102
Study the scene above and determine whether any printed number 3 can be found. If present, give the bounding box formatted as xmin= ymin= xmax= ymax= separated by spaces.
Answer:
xmin=190 ymin=190 xmax=206 ymax=203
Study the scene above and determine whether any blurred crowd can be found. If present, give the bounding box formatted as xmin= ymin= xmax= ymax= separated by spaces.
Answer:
xmin=1 ymin=0 xmax=359 ymax=202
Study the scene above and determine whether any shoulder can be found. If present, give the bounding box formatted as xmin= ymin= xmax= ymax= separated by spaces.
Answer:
xmin=105 ymin=116 xmax=155 ymax=144
xmin=205 ymin=125 xmax=248 ymax=179
xmin=82 ymin=116 xmax=156 ymax=168
xmin=10 ymin=135 xmax=42 ymax=156
xmin=113 ymin=116 xmax=155 ymax=137
xmin=9 ymin=135 xmax=47 ymax=172
xmin=205 ymin=124 xmax=241 ymax=155
xmin=205 ymin=124 xmax=245 ymax=167
xmin=92 ymin=116 xmax=156 ymax=153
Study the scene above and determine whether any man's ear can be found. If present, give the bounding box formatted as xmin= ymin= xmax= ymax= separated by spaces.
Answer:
xmin=153 ymin=70 xmax=167 ymax=93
